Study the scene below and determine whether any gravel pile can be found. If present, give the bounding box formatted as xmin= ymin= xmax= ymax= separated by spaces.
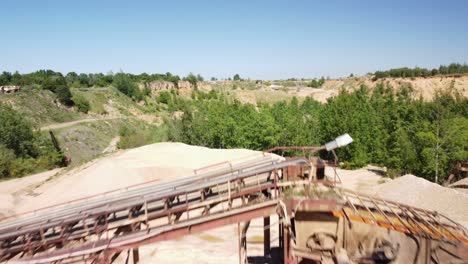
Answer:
xmin=449 ymin=177 xmax=468 ymax=188
xmin=371 ymin=174 xmax=468 ymax=228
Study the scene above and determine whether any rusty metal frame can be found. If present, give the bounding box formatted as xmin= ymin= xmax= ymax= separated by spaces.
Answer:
xmin=0 ymin=157 xmax=307 ymax=263
xmin=13 ymin=201 xmax=278 ymax=264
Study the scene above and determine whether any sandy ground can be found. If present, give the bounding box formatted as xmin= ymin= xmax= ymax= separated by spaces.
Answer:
xmin=0 ymin=168 xmax=62 ymax=218
xmin=328 ymin=165 xmax=390 ymax=193
xmin=291 ymin=87 xmax=339 ymax=103
xmin=0 ymin=143 xmax=466 ymax=263
xmin=220 ymin=75 xmax=468 ymax=105
xmin=322 ymin=75 xmax=468 ymax=101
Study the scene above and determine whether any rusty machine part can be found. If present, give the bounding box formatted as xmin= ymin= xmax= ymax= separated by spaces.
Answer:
xmin=279 ymin=183 xmax=468 ymax=264
xmin=444 ymin=161 xmax=468 ymax=186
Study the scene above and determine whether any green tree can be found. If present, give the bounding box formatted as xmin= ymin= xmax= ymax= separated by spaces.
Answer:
xmin=388 ymin=127 xmax=419 ymax=174
xmin=185 ymin=73 xmax=198 ymax=87
xmin=11 ymin=71 xmax=23 ymax=85
xmin=0 ymin=71 xmax=12 ymax=85
xmin=196 ymin=74 xmax=204 ymax=82
xmin=233 ymin=74 xmax=241 ymax=81
xmin=318 ymin=86 xmax=385 ymax=167
xmin=113 ymin=73 xmax=142 ymax=100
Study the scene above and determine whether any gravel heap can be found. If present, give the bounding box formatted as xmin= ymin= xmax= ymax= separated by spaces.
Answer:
xmin=371 ymin=174 xmax=468 ymax=228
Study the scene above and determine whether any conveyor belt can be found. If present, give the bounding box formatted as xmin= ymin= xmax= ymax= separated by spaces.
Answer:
xmin=0 ymin=156 xmax=307 ymax=263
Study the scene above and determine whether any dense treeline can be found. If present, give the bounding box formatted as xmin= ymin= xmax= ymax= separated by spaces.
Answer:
xmin=164 ymin=85 xmax=467 ymax=182
xmin=0 ymin=70 xmax=204 ymax=103
xmin=0 ymin=70 xmax=206 ymax=89
xmin=0 ymin=70 xmax=183 ymax=88
xmin=0 ymin=104 xmax=66 ymax=178
xmin=373 ymin=63 xmax=468 ymax=80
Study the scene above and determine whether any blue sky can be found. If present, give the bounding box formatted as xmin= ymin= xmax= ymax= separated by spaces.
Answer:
xmin=1 ymin=0 xmax=467 ymax=79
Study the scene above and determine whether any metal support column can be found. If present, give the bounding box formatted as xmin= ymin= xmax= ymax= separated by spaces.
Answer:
xmin=279 ymin=216 xmax=283 ymax=250
xmin=238 ymin=223 xmax=242 ymax=264
xmin=283 ymin=225 xmax=289 ymax=264
xmin=264 ymin=216 xmax=270 ymax=258
xmin=241 ymin=221 xmax=251 ymax=264
xmin=132 ymin=248 xmax=139 ymax=264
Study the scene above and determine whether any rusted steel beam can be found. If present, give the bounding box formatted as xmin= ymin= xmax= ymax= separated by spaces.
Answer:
xmin=1 ymin=182 xmax=277 ymax=258
xmin=265 ymin=146 xmax=325 ymax=153
xmin=0 ymin=156 xmax=275 ymax=225
xmin=0 ymin=160 xmax=294 ymax=242
xmin=15 ymin=201 xmax=278 ymax=263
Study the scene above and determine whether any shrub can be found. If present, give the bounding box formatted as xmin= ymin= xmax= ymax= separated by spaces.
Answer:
xmin=157 ymin=91 xmax=172 ymax=104
xmin=184 ymin=73 xmax=198 ymax=87
xmin=9 ymin=158 xmax=39 ymax=178
xmin=0 ymin=145 xmax=15 ymax=178
xmin=0 ymin=104 xmax=37 ymax=157
xmin=73 ymin=94 xmax=91 ymax=113
xmin=117 ymin=125 xmax=167 ymax=149
xmin=117 ymin=133 xmax=149 ymax=149
xmin=56 ymin=85 xmax=74 ymax=106
xmin=307 ymin=77 xmax=325 ymax=88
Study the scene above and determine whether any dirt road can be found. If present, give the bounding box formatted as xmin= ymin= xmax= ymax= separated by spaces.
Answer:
xmin=40 ymin=116 xmax=120 ymax=131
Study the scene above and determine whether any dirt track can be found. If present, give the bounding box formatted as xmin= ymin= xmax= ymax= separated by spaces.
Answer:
xmin=40 ymin=116 xmax=120 ymax=130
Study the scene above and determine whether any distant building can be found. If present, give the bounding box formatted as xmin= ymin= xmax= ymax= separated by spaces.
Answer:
xmin=0 ymin=86 xmax=21 ymax=93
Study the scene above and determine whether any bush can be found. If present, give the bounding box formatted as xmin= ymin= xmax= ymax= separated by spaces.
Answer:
xmin=184 ymin=73 xmax=198 ymax=87
xmin=157 ymin=91 xmax=172 ymax=104
xmin=0 ymin=105 xmax=65 ymax=178
xmin=117 ymin=125 xmax=167 ymax=149
xmin=10 ymin=158 xmax=39 ymax=178
xmin=0 ymin=145 xmax=15 ymax=178
xmin=0 ymin=104 xmax=37 ymax=157
xmin=56 ymin=85 xmax=74 ymax=106
xmin=307 ymin=77 xmax=325 ymax=88
xmin=73 ymin=94 xmax=91 ymax=113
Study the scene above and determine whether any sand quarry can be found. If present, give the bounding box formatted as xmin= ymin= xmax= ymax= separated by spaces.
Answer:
xmin=0 ymin=142 xmax=467 ymax=263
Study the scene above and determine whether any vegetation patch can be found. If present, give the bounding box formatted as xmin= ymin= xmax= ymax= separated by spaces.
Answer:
xmin=0 ymin=103 xmax=66 ymax=178
xmin=54 ymin=119 xmax=128 ymax=165
xmin=0 ymin=88 xmax=81 ymax=126
xmin=373 ymin=63 xmax=468 ymax=80
xmin=117 ymin=122 xmax=167 ymax=150
xmin=164 ymin=84 xmax=467 ymax=183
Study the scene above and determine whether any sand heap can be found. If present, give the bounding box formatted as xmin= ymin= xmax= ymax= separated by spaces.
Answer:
xmin=370 ymin=174 xmax=468 ymax=228
xmin=13 ymin=142 xmax=269 ymax=214
xmin=0 ymin=143 xmax=276 ymax=264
